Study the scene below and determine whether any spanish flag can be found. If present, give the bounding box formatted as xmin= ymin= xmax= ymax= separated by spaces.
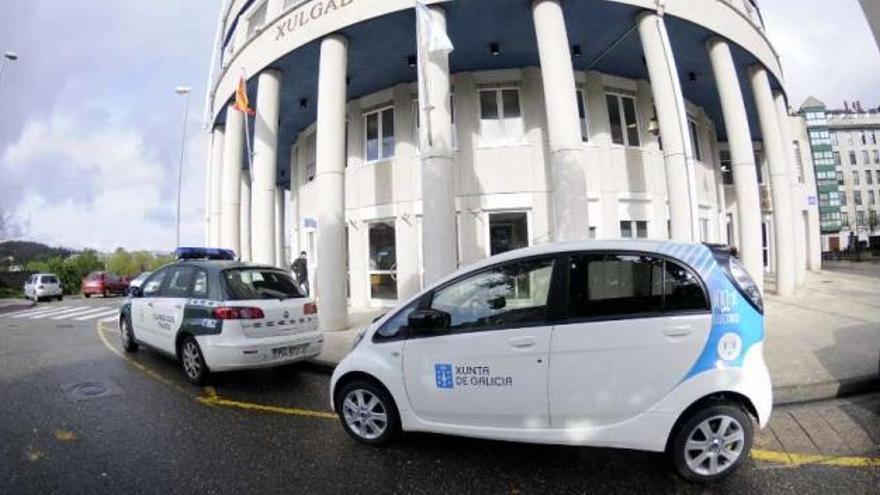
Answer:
xmin=234 ymin=76 xmax=255 ymax=116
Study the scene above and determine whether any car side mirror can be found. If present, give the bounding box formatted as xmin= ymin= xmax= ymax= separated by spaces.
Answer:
xmin=408 ymin=309 xmax=450 ymax=332
xmin=488 ymin=296 xmax=507 ymax=310
xmin=129 ymin=287 xmax=142 ymax=298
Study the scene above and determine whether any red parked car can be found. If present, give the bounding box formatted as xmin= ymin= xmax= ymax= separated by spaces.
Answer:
xmin=81 ymin=271 xmax=128 ymax=298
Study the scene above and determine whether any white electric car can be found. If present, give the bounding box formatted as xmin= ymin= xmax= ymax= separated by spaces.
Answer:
xmin=331 ymin=240 xmax=771 ymax=482
xmin=119 ymin=248 xmax=322 ymax=385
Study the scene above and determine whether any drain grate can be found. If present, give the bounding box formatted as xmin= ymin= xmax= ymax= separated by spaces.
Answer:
xmin=61 ymin=380 xmax=123 ymax=402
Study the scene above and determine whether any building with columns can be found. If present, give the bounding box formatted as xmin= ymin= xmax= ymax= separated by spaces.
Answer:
xmin=203 ymin=0 xmax=821 ymax=331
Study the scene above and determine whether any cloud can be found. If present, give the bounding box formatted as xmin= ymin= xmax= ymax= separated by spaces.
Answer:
xmin=761 ymin=0 xmax=880 ymax=109
xmin=1 ymin=110 xmax=206 ymax=251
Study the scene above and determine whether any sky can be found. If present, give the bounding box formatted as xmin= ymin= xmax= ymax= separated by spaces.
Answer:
xmin=0 ymin=0 xmax=878 ymax=252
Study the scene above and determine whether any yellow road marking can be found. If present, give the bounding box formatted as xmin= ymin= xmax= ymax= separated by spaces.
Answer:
xmin=97 ymin=322 xmax=336 ymax=420
xmin=97 ymin=322 xmax=880 ymax=468
xmin=752 ymin=449 xmax=880 ymax=468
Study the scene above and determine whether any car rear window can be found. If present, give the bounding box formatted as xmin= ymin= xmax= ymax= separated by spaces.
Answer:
xmin=40 ymin=276 xmax=58 ymax=284
xmin=86 ymin=272 xmax=104 ymax=281
xmin=222 ymin=268 xmax=303 ymax=300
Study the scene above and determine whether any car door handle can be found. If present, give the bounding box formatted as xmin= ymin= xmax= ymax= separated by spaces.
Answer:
xmin=663 ymin=325 xmax=692 ymax=337
xmin=509 ymin=336 xmax=536 ymax=348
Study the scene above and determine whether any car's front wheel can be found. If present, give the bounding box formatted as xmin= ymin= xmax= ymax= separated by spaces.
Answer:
xmin=120 ymin=317 xmax=138 ymax=353
xmin=670 ymin=403 xmax=753 ymax=483
xmin=180 ymin=336 xmax=209 ymax=385
xmin=336 ymin=379 xmax=400 ymax=446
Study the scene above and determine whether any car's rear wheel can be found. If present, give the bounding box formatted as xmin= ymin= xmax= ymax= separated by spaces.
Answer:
xmin=336 ymin=379 xmax=400 ymax=446
xmin=670 ymin=403 xmax=753 ymax=483
xmin=180 ymin=336 xmax=208 ymax=385
xmin=84 ymin=293 xmax=91 ymax=298
xmin=103 ymin=288 xmax=110 ymax=298
xmin=57 ymin=295 xmax=63 ymax=301
xmin=120 ymin=317 xmax=138 ymax=353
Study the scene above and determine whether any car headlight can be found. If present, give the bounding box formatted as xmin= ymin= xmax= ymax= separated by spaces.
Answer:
xmin=351 ymin=328 xmax=367 ymax=350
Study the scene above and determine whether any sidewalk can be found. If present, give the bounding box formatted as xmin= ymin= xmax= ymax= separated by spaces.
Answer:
xmin=312 ymin=264 xmax=880 ymax=405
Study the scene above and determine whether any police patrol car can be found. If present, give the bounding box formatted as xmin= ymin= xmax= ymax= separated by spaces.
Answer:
xmin=331 ymin=240 xmax=771 ymax=482
xmin=119 ymin=248 xmax=321 ymax=385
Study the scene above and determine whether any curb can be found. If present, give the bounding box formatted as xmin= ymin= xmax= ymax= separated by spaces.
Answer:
xmin=772 ymin=375 xmax=880 ymax=406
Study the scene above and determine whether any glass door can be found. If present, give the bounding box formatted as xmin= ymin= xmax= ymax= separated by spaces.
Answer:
xmin=368 ymin=220 xmax=397 ymax=302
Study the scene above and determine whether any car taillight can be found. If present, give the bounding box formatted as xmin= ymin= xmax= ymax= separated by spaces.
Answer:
xmin=303 ymin=303 xmax=318 ymax=315
xmin=213 ymin=307 xmax=265 ymax=320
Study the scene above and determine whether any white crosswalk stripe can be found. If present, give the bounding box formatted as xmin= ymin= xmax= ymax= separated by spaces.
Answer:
xmin=31 ymin=307 xmax=98 ymax=319
xmin=73 ymin=309 xmax=119 ymax=321
xmin=48 ymin=306 xmax=115 ymax=320
xmin=99 ymin=315 xmax=120 ymax=323
xmin=11 ymin=306 xmax=74 ymax=318
xmin=1 ymin=303 xmax=120 ymax=323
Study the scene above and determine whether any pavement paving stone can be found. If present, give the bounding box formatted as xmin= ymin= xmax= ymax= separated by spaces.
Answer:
xmin=769 ymin=411 xmax=821 ymax=456
xmin=788 ymin=408 xmax=851 ymax=456
xmin=817 ymin=406 xmax=878 ymax=455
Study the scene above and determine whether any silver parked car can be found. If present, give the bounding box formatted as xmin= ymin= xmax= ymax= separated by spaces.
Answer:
xmin=126 ymin=271 xmax=152 ymax=296
xmin=24 ymin=273 xmax=63 ymax=302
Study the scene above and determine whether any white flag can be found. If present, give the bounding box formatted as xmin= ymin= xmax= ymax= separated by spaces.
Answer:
xmin=416 ymin=0 xmax=454 ymax=54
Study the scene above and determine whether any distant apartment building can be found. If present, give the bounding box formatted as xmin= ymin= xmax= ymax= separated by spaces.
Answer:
xmin=800 ymin=97 xmax=880 ymax=251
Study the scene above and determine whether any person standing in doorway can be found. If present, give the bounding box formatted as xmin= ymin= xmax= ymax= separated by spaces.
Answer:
xmin=292 ymin=251 xmax=309 ymax=296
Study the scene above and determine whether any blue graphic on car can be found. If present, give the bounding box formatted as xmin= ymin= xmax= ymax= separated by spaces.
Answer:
xmin=434 ymin=363 xmax=454 ymax=389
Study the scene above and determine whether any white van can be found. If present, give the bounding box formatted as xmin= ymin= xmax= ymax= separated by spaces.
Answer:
xmin=330 ymin=241 xmax=772 ymax=482
xmin=24 ymin=273 xmax=63 ymax=302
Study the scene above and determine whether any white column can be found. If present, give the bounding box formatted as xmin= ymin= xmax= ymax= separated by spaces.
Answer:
xmin=773 ymin=91 xmax=807 ymax=287
xmin=419 ymin=5 xmax=457 ymax=285
xmin=209 ymin=125 xmax=225 ymax=246
xmin=252 ymin=69 xmax=282 ymax=265
xmin=275 ymin=186 xmax=286 ymax=267
xmin=532 ymin=0 xmax=588 ymax=241
xmin=707 ymin=38 xmax=763 ymax=288
xmin=638 ymin=11 xmax=699 ymax=241
xmin=750 ymin=66 xmax=796 ymax=296
xmin=315 ymin=35 xmax=349 ymax=332
xmin=220 ymin=105 xmax=244 ymax=255
xmin=205 ymin=136 xmax=213 ymax=246
xmin=240 ymin=169 xmax=252 ymax=262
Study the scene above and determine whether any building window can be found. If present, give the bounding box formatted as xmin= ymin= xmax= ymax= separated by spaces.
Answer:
xmin=755 ymin=150 xmax=765 ymax=184
xmin=620 ymin=220 xmax=648 ymax=239
xmin=873 ymin=131 xmax=878 ymax=145
xmin=869 ymin=190 xmax=876 ymax=205
xmin=867 ymin=170 xmax=874 ymax=185
xmin=364 ymin=106 xmax=395 ymax=162
xmin=478 ymin=87 xmax=524 ymax=144
xmin=854 ymin=190 xmax=862 ymax=205
xmin=246 ymin=1 xmax=268 ymax=40
xmin=720 ymin=150 xmax=733 ymax=185
xmin=605 ymin=93 xmax=641 ymax=147
xmin=792 ymin=141 xmax=805 ymax=183
xmin=849 ymin=151 xmax=858 ymax=165
xmin=830 ymin=132 xmax=838 ymax=146
xmin=304 ymin=132 xmax=316 ymax=183
xmin=699 ymin=218 xmax=710 ymax=242
xmin=833 ymin=151 xmax=841 ymax=166
xmin=489 ymin=212 xmax=529 ymax=256
xmin=847 ymin=132 xmax=854 ymax=145
xmin=864 ymin=150 xmax=870 ymax=165
xmin=576 ymin=89 xmax=591 ymax=142
xmin=853 ymin=170 xmax=860 ymax=186
xmin=368 ymin=220 xmax=397 ymax=300
xmin=861 ymin=131 xmax=868 ymax=145
xmin=857 ymin=210 xmax=866 ymax=226
xmin=841 ymin=192 xmax=847 ymax=207
xmin=688 ymin=119 xmax=703 ymax=162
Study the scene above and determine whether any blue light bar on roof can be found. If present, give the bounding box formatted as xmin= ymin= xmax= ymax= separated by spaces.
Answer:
xmin=175 ymin=247 xmax=236 ymax=261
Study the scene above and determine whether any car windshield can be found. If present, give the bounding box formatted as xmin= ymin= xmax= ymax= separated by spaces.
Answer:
xmin=133 ymin=272 xmax=151 ymax=283
xmin=86 ymin=272 xmax=104 ymax=281
xmin=222 ymin=268 xmax=303 ymax=300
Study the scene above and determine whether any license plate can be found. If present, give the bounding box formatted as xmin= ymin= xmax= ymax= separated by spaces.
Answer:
xmin=272 ymin=344 xmax=307 ymax=359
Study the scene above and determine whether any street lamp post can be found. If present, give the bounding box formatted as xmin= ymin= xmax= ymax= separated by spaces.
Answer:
xmin=175 ymin=86 xmax=192 ymax=248
xmin=0 ymin=52 xmax=19 ymax=85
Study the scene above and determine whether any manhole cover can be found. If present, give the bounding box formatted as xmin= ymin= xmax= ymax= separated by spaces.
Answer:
xmin=61 ymin=380 xmax=123 ymax=402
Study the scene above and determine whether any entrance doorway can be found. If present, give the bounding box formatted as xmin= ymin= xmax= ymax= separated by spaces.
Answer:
xmin=489 ymin=212 xmax=529 ymax=256
xmin=368 ymin=220 xmax=397 ymax=302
